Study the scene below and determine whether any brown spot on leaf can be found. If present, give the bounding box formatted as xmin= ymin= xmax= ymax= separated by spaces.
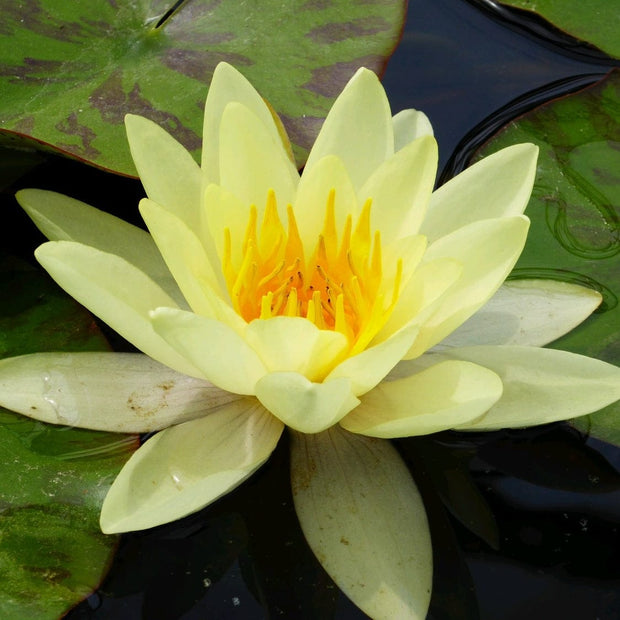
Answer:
xmin=303 ymin=56 xmax=385 ymax=97
xmin=13 ymin=115 xmax=36 ymax=135
xmin=279 ymin=113 xmax=324 ymax=154
xmin=306 ymin=17 xmax=391 ymax=44
xmin=55 ymin=112 xmax=100 ymax=160
xmin=162 ymin=48 xmax=251 ymax=82
xmin=89 ymin=69 xmax=201 ymax=151
xmin=0 ymin=58 xmax=64 ymax=85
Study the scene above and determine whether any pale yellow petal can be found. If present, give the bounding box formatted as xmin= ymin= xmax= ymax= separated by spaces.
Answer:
xmin=244 ymin=317 xmax=348 ymax=383
xmin=35 ymin=241 xmax=201 ymax=377
xmin=0 ymin=352 xmax=242 ymax=433
xmin=443 ymin=346 xmax=620 ymax=430
xmin=392 ymin=109 xmax=434 ymax=152
xmin=436 ymin=279 xmax=603 ymax=349
xmin=406 ymin=216 xmax=530 ymax=358
xmin=421 ymin=143 xmax=539 ymax=243
xmin=16 ymin=189 xmax=183 ymax=305
xmin=150 ymin=307 xmax=266 ymax=394
xmin=219 ymin=102 xmax=298 ymax=210
xmin=291 ymin=427 xmax=432 ymax=620
xmin=125 ymin=114 xmax=202 ymax=231
xmin=100 ymin=399 xmax=283 ymax=533
xmin=255 ymin=372 xmax=359 ymax=433
xmin=341 ymin=360 xmax=502 ymax=437
xmin=359 ymin=135 xmax=437 ymax=242
xmin=304 ymin=68 xmax=393 ymax=191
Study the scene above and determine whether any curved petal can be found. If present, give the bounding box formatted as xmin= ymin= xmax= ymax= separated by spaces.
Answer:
xmin=304 ymin=68 xmax=393 ymax=191
xmin=244 ymin=317 xmax=348 ymax=383
xmin=291 ymin=427 xmax=432 ymax=620
xmin=405 ymin=216 xmax=530 ymax=358
xmin=442 ymin=346 xmax=620 ymax=430
xmin=16 ymin=189 xmax=183 ymax=305
xmin=139 ymin=198 xmax=232 ymax=314
xmin=341 ymin=360 xmax=502 ymax=438
xmin=150 ymin=307 xmax=266 ymax=394
xmin=0 ymin=352 xmax=242 ymax=433
xmin=327 ymin=322 xmax=420 ymax=396
xmin=35 ymin=241 xmax=201 ymax=377
xmin=202 ymin=62 xmax=295 ymax=184
xmin=421 ymin=143 xmax=539 ymax=243
xmin=100 ymin=399 xmax=283 ymax=533
xmin=359 ymin=135 xmax=438 ymax=242
xmin=392 ymin=108 xmax=434 ymax=152
xmin=255 ymin=372 xmax=359 ymax=433
xmin=219 ymin=102 xmax=299 ymax=211
xmin=436 ymin=279 xmax=603 ymax=349
xmin=125 ymin=114 xmax=202 ymax=232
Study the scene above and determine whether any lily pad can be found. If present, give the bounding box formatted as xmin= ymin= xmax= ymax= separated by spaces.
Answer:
xmin=0 ymin=256 xmax=137 ymax=619
xmin=472 ymin=70 xmax=620 ymax=446
xmin=471 ymin=0 xmax=620 ymax=60
xmin=0 ymin=0 xmax=406 ymax=175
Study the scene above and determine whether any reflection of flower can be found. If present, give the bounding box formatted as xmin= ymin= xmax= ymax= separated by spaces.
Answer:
xmin=3 ymin=63 xmax=620 ymax=618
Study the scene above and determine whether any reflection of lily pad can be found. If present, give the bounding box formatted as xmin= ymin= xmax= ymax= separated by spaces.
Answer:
xmin=473 ymin=70 xmax=620 ymax=446
xmin=0 ymin=0 xmax=406 ymax=175
xmin=0 ymin=257 xmax=137 ymax=619
xmin=471 ymin=0 xmax=620 ymax=60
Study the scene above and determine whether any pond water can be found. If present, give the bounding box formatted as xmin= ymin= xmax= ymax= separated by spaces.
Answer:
xmin=6 ymin=0 xmax=619 ymax=618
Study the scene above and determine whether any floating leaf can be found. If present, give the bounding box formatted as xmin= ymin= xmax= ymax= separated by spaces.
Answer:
xmin=471 ymin=70 xmax=620 ymax=446
xmin=0 ymin=0 xmax=406 ymax=175
xmin=471 ymin=0 xmax=620 ymax=60
xmin=0 ymin=256 xmax=137 ymax=619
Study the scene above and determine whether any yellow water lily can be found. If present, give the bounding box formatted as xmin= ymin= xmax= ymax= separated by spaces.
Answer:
xmin=3 ymin=63 xmax=620 ymax=620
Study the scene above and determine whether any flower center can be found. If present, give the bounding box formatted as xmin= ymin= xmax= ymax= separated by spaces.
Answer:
xmin=222 ymin=189 xmax=402 ymax=355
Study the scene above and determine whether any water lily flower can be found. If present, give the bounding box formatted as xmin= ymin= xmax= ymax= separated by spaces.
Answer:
xmin=3 ymin=63 xmax=620 ymax=619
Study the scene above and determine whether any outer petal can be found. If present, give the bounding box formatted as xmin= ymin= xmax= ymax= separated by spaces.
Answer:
xmin=244 ymin=317 xmax=348 ymax=383
xmin=341 ymin=360 xmax=502 ymax=438
xmin=436 ymin=279 xmax=603 ymax=349
xmin=35 ymin=241 xmax=201 ymax=378
xmin=255 ymin=373 xmax=359 ymax=434
xmin=100 ymin=399 xmax=283 ymax=533
xmin=304 ymin=68 xmax=393 ymax=191
xmin=15 ymin=189 xmax=183 ymax=305
xmin=0 ymin=352 xmax=241 ymax=433
xmin=405 ymin=216 xmax=530 ymax=358
xmin=219 ymin=102 xmax=298 ymax=211
xmin=359 ymin=135 xmax=438 ymax=242
xmin=421 ymin=143 xmax=538 ymax=243
xmin=202 ymin=62 xmax=295 ymax=184
xmin=392 ymin=109 xmax=434 ymax=152
xmin=291 ymin=427 xmax=432 ymax=620
xmin=125 ymin=114 xmax=202 ymax=232
xmin=150 ymin=307 xmax=266 ymax=394
xmin=440 ymin=346 xmax=620 ymax=430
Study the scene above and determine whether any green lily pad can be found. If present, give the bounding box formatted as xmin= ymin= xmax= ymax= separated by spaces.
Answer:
xmin=481 ymin=0 xmax=620 ymax=60
xmin=0 ymin=0 xmax=406 ymax=176
xmin=474 ymin=70 xmax=620 ymax=446
xmin=0 ymin=256 xmax=137 ymax=619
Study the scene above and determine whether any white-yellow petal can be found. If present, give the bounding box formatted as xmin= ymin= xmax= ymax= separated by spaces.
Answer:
xmin=35 ymin=241 xmax=201 ymax=378
xmin=392 ymin=108 xmax=434 ymax=151
xmin=255 ymin=373 xmax=359 ymax=433
xmin=244 ymin=317 xmax=348 ymax=383
xmin=291 ymin=427 xmax=432 ymax=620
xmin=443 ymin=346 xmax=620 ymax=430
xmin=0 ymin=352 xmax=242 ymax=433
xmin=436 ymin=279 xmax=603 ymax=349
xmin=100 ymin=399 xmax=283 ymax=533
xmin=125 ymin=114 xmax=202 ymax=232
xmin=304 ymin=68 xmax=393 ymax=191
xmin=359 ymin=135 xmax=437 ymax=243
xmin=219 ymin=102 xmax=298 ymax=211
xmin=341 ymin=360 xmax=502 ymax=437
xmin=16 ymin=188 xmax=183 ymax=305
xmin=421 ymin=143 xmax=538 ymax=243
xmin=150 ymin=307 xmax=266 ymax=394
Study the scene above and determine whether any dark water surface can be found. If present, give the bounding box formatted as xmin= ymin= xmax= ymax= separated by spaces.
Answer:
xmin=37 ymin=0 xmax=620 ymax=618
